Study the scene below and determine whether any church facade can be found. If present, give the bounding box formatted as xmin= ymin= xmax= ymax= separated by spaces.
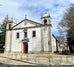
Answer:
xmin=5 ymin=13 xmax=58 ymax=53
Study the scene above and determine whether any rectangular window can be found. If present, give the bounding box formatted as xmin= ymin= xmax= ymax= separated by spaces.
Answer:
xmin=24 ymin=31 xmax=27 ymax=37
xmin=16 ymin=32 xmax=19 ymax=38
xmin=32 ymin=31 xmax=36 ymax=37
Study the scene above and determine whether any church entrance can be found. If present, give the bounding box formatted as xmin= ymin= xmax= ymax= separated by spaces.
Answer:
xmin=23 ymin=42 xmax=28 ymax=53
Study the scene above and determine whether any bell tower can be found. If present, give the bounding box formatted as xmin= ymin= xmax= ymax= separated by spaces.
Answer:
xmin=5 ymin=17 xmax=16 ymax=52
xmin=41 ymin=13 xmax=51 ymax=25
xmin=41 ymin=13 xmax=52 ymax=52
xmin=6 ymin=17 xmax=16 ymax=30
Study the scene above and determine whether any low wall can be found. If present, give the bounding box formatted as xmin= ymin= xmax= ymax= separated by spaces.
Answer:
xmin=0 ymin=53 xmax=74 ymax=65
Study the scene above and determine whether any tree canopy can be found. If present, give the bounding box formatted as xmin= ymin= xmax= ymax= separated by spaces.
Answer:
xmin=58 ymin=5 xmax=74 ymax=47
xmin=0 ymin=15 xmax=9 ymax=46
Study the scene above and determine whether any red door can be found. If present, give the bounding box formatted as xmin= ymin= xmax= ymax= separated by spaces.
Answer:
xmin=23 ymin=42 xmax=28 ymax=53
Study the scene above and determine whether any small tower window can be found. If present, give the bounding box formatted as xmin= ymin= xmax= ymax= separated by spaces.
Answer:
xmin=9 ymin=24 xmax=11 ymax=30
xmin=44 ymin=19 xmax=47 ymax=25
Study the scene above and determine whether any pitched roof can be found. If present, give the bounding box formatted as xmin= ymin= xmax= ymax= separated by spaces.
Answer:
xmin=52 ymin=34 xmax=58 ymax=41
xmin=56 ymin=36 xmax=65 ymax=42
xmin=12 ymin=18 xmax=42 ymax=28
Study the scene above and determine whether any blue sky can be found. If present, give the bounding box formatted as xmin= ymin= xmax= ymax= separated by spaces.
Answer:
xmin=0 ymin=0 xmax=74 ymax=36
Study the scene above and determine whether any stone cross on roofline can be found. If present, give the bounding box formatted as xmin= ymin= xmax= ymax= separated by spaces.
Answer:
xmin=25 ymin=14 xmax=27 ymax=19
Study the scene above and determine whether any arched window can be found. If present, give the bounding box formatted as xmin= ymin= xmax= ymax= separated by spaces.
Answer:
xmin=9 ymin=24 xmax=11 ymax=30
xmin=44 ymin=19 xmax=47 ymax=25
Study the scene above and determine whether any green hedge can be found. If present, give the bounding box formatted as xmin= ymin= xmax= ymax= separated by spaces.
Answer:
xmin=62 ymin=50 xmax=70 ymax=55
xmin=0 ymin=48 xmax=4 ymax=53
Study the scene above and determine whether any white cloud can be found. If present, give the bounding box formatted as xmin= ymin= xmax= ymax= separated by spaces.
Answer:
xmin=0 ymin=0 xmax=72 ymax=35
xmin=70 ymin=0 xmax=74 ymax=4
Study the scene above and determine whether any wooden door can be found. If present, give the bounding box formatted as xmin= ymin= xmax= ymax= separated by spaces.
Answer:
xmin=23 ymin=42 xmax=28 ymax=53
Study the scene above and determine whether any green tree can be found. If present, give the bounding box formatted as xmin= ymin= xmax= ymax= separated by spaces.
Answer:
xmin=58 ymin=5 xmax=74 ymax=52
xmin=0 ymin=15 xmax=9 ymax=46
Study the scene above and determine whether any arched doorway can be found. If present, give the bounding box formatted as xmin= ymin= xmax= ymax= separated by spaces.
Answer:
xmin=23 ymin=42 xmax=28 ymax=53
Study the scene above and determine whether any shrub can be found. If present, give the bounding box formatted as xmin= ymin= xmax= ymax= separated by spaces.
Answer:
xmin=0 ymin=48 xmax=4 ymax=53
xmin=62 ymin=50 xmax=70 ymax=55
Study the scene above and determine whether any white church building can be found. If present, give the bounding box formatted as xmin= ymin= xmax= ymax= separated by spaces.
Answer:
xmin=5 ymin=13 xmax=58 ymax=53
